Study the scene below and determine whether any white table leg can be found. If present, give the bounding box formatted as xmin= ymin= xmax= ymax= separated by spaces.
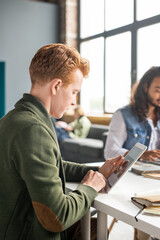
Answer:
xmin=80 ymin=209 xmax=91 ymax=240
xmin=97 ymin=211 xmax=108 ymax=240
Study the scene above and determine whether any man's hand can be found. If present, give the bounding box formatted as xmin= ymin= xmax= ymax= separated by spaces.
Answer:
xmin=81 ymin=170 xmax=106 ymax=192
xmin=113 ymin=160 xmax=129 ymax=178
xmin=98 ymin=155 xmax=124 ymax=179
xmin=141 ymin=149 xmax=160 ymax=162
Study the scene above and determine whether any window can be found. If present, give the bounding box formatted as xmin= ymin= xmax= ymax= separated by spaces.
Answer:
xmin=137 ymin=23 xmax=160 ymax=79
xmin=79 ymin=0 xmax=160 ymax=114
xmin=81 ymin=38 xmax=104 ymax=113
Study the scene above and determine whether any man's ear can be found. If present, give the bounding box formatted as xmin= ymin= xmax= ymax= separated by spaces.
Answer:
xmin=51 ymin=79 xmax=62 ymax=95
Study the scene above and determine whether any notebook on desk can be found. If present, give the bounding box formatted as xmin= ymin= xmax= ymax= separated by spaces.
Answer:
xmin=140 ymin=159 xmax=160 ymax=166
xmin=131 ymin=161 xmax=160 ymax=175
xmin=107 ymin=142 xmax=147 ymax=193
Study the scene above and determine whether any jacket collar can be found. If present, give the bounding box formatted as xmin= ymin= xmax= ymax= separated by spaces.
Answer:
xmin=15 ymin=93 xmax=54 ymax=132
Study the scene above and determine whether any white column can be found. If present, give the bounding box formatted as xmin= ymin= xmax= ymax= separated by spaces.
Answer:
xmin=80 ymin=209 xmax=91 ymax=240
xmin=97 ymin=211 xmax=108 ymax=240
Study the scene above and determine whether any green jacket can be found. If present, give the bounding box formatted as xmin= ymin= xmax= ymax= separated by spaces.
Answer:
xmin=0 ymin=94 xmax=98 ymax=240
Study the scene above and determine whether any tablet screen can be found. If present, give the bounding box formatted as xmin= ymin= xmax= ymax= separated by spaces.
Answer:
xmin=107 ymin=142 xmax=147 ymax=193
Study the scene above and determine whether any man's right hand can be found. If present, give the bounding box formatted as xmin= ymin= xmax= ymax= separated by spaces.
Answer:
xmin=81 ymin=170 xmax=106 ymax=192
xmin=98 ymin=155 xmax=124 ymax=179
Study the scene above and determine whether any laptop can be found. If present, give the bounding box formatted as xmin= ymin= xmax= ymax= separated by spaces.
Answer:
xmin=107 ymin=142 xmax=147 ymax=193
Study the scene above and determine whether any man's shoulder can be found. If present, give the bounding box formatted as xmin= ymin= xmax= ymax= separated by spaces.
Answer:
xmin=1 ymin=107 xmax=48 ymax=134
xmin=118 ymin=104 xmax=131 ymax=112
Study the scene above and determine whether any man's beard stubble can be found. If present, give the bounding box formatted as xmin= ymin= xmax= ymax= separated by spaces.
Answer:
xmin=147 ymin=93 xmax=160 ymax=111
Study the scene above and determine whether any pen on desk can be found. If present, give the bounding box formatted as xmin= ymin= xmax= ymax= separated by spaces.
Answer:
xmin=135 ymin=205 xmax=146 ymax=222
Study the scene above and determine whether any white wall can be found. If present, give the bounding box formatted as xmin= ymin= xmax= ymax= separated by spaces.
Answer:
xmin=0 ymin=0 xmax=59 ymax=113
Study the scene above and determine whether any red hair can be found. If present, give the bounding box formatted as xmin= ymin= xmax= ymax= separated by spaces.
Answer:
xmin=29 ymin=43 xmax=89 ymax=86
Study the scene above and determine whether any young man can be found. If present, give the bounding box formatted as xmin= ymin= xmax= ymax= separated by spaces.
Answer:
xmin=0 ymin=43 xmax=124 ymax=240
xmin=104 ymin=66 xmax=160 ymax=240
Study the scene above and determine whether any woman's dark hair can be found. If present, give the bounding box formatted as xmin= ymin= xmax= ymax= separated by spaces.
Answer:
xmin=131 ymin=66 xmax=160 ymax=121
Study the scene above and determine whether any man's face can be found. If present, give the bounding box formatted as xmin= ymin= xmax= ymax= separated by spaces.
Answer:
xmin=51 ymin=69 xmax=83 ymax=119
xmin=147 ymin=76 xmax=160 ymax=108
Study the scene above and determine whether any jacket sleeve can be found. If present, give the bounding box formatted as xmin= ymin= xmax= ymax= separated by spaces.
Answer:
xmin=62 ymin=160 xmax=99 ymax=182
xmin=104 ymin=110 xmax=128 ymax=159
xmin=12 ymin=123 xmax=98 ymax=233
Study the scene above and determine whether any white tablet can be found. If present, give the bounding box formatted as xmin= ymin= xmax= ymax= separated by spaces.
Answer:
xmin=107 ymin=142 xmax=147 ymax=193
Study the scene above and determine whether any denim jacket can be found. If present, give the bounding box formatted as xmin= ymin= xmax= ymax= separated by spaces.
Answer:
xmin=120 ymin=105 xmax=160 ymax=149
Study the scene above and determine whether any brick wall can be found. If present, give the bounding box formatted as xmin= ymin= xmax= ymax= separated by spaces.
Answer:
xmin=30 ymin=0 xmax=78 ymax=49
xmin=59 ymin=0 xmax=78 ymax=49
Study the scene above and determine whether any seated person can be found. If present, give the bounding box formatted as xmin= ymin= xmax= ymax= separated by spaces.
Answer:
xmin=53 ymin=105 xmax=91 ymax=142
xmin=0 ymin=43 xmax=129 ymax=240
xmin=104 ymin=66 xmax=160 ymax=240
xmin=105 ymin=66 xmax=160 ymax=162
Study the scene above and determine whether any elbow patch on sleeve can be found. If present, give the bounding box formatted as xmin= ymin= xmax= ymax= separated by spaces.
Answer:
xmin=32 ymin=201 xmax=63 ymax=232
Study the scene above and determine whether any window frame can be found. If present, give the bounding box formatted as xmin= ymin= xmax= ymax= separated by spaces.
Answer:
xmin=78 ymin=0 xmax=160 ymax=114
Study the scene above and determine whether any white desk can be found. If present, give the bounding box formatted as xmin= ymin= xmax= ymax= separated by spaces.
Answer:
xmin=66 ymin=172 xmax=160 ymax=240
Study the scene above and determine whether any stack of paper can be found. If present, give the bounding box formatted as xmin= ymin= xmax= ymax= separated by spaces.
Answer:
xmin=131 ymin=161 xmax=160 ymax=178
xmin=142 ymin=172 xmax=160 ymax=179
xmin=143 ymin=206 xmax=160 ymax=215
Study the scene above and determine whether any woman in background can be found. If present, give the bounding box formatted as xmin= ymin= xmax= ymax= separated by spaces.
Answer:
xmin=53 ymin=105 xmax=91 ymax=142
